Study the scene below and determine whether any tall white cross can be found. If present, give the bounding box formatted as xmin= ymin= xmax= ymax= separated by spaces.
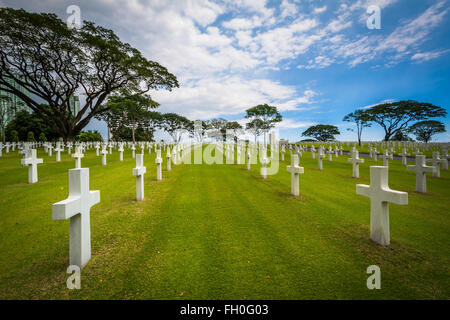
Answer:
xmin=380 ymin=150 xmax=393 ymax=167
xmin=401 ymin=148 xmax=409 ymax=166
xmin=118 ymin=144 xmax=124 ymax=161
xmin=166 ymin=148 xmax=172 ymax=171
xmin=427 ymin=152 xmax=445 ymax=178
xmin=260 ymin=147 xmax=269 ymax=179
xmin=356 ymin=166 xmax=408 ymax=246
xmin=47 ymin=144 xmax=54 ymax=156
xmin=55 ymin=144 xmax=63 ymax=162
xmin=156 ymin=149 xmax=163 ymax=181
xmin=286 ymin=154 xmax=304 ymax=196
xmin=101 ymin=146 xmax=108 ymax=166
xmin=348 ymin=150 xmax=364 ymax=178
xmin=133 ymin=154 xmax=146 ymax=201
xmin=407 ymin=155 xmax=435 ymax=193
xmin=72 ymin=147 xmax=84 ymax=168
xmin=52 ymin=168 xmax=100 ymax=269
xmin=372 ymin=149 xmax=378 ymax=162
xmin=317 ymin=146 xmax=325 ymax=170
xmin=21 ymin=149 xmax=43 ymax=184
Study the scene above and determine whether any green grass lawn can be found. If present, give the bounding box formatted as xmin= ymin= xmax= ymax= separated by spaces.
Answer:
xmin=0 ymin=145 xmax=449 ymax=299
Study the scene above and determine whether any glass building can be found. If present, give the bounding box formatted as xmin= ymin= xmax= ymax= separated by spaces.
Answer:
xmin=0 ymin=77 xmax=31 ymax=123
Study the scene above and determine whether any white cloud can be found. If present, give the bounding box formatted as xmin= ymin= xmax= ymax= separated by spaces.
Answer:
xmin=411 ymin=49 xmax=450 ymax=62
xmin=314 ymin=6 xmax=327 ymax=14
xmin=276 ymin=119 xmax=317 ymax=129
xmin=280 ymin=0 xmax=298 ymax=18
xmin=359 ymin=99 xmax=396 ymax=109
xmin=151 ymin=76 xmax=312 ymax=119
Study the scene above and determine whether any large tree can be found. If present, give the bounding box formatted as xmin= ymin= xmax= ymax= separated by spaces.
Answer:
xmin=106 ymin=91 xmax=159 ymax=143
xmin=207 ymin=118 xmax=228 ymax=141
xmin=0 ymin=8 xmax=178 ymax=141
xmin=139 ymin=111 xmax=163 ymax=142
xmin=159 ymin=113 xmax=191 ymax=142
xmin=301 ymin=124 xmax=340 ymax=142
xmin=245 ymin=104 xmax=282 ymax=144
xmin=190 ymin=120 xmax=210 ymax=142
xmin=407 ymin=120 xmax=446 ymax=143
xmin=364 ymin=100 xmax=447 ymax=141
xmin=223 ymin=121 xmax=243 ymax=142
xmin=343 ymin=109 xmax=372 ymax=146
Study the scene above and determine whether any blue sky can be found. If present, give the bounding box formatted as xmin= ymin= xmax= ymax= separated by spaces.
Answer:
xmin=2 ymin=0 xmax=449 ymax=142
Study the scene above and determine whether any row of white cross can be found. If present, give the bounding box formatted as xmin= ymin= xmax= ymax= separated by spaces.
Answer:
xmin=5 ymin=142 xmax=448 ymax=269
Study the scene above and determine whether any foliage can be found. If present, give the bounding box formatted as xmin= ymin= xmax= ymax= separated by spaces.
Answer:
xmin=364 ymin=100 xmax=447 ymax=141
xmin=5 ymin=110 xmax=59 ymax=142
xmin=245 ymin=104 xmax=282 ymax=143
xmin=0 ymin=8 xmax=178 ymax=140
xmin=190 ymin=120 xmax=210 ymax=142
xmin=390 ymin=130 xmax=413 ymax=142
xmin=343 ymin=109 xmax=372 ymax=146
xmin=77 ymin=130 xmax=103 ymax=142
xmin=159 ymin=113 xmax=192 ymax=142
xmin=10 ymin=129 xmax=19 ymax=142
xmin=301 ymin=124 xmax=340 ymax=141
xmin=27 ymin=131 xmax=35 ymax=142
xmin=105 ymin=91 xmax=159 ymax=143
xmin=38 ymin=132 xmax=47 ymax=142
xmin=407 ymin=120 xmax=446 ymax=143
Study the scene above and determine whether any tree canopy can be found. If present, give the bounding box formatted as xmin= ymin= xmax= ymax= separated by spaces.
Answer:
xmin=245 ymin=104 xmax=282 ymax=143
xmin=364 ymin=100 xmax=447 ymax=141
xmin=5 ymin=109 xmax=59 ymax=142
xmin=301 ymin=124 xmax=340 ymax=142
xmin=105 ymin=91 xmax=159 ymax=143
xmin=77 ymin=130 xmax=103 ymax=142
xmin=0 ymin=8 xmax=178 ymax=141
xmin=159 ymin=113 xmax=191 ymax=142
xmin=407 ymin=120 xmax=446 ymax=143
xmin=343 ymin=109 xmax=372 ymax=146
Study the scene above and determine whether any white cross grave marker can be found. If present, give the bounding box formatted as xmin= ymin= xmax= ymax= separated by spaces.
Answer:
xmin=72 ymin=147 xmax=84 ymax=169
xmin=55 ymin=144 xmax=63 ymax=162
xmin=348 ymin=150 xmax=364 ymax=178
xmin=21 ymin=149 xmax=43 ymax=184
xmin=286 ymin=154 xmax=304 ymax=196
xmin=52 ymin=168 xmax=100 ymax=269
xmin=401 ymin=148 xmax=409 ymax=166
xmin=166 ymin=148 xmax=172 ymax=171
xmin=356 ymin=166 xmax=408 ymax=246
xmin=318 ymin=146 xmax=325 ymax=170
xmin=407 ymin=155 xmax=435 ymax=193
xmin=133 ymin=154 xmax=146 ymax=201
xmin=118 ymin=144 xmax=124 ymax=161
xmin=427 ymin=152 xmax=444 ymax=178
xmin=380 ymin=150 xmax=393 ymax=167
xmin=156 ymin=149 xmax=163 ymax=181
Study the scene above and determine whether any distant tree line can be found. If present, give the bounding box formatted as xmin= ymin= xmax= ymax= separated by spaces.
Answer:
xmin=300 ymin=100 xmax=447 ymax=143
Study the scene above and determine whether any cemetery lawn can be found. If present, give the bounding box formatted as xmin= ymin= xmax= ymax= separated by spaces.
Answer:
xmin=0 ymin=147 xmax=449 ymax=300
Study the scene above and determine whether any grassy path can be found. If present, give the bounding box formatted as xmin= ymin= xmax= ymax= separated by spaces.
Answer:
xmin=0 ymin=146 xmax=448 ymax=299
